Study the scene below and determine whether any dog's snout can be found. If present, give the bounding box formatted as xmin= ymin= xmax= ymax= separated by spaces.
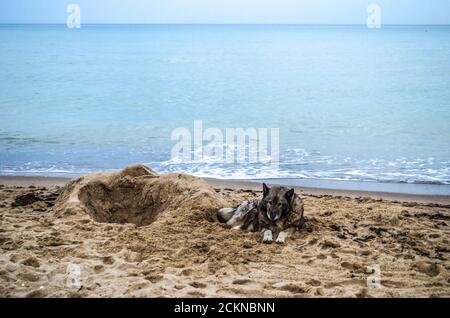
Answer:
xmin=267 ymin=210 xmax=279 ymax=221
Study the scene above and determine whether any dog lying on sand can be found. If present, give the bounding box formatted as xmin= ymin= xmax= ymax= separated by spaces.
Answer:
xmin=217 ymin=183 xmax=305 ymax=244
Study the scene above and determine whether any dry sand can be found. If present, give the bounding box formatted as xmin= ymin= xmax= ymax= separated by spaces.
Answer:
xmin=0 ymin=165 xmax=449 ymax=298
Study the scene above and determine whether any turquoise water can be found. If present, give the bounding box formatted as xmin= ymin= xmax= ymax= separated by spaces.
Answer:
xmin=0 ymin=24 xmax=449 ymax=186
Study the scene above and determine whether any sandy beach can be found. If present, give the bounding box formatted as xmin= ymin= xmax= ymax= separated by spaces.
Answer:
xmin=2 ymin=7 xmax=450 ymax=303
xmin=0 ymin=167 xmax=449 ymax=298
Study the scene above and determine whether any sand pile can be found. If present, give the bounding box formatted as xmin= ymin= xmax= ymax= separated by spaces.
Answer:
xmin=55 ymin=164 xmax=227 ymax=226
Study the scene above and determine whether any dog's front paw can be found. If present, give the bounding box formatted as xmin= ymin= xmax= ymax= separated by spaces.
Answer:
xmin=275 ymin=231 xmax=286 ymax=244
xmin=262 ymin=230 xmax=273 ymax=244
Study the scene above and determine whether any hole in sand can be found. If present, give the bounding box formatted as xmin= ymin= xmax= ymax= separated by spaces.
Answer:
xmin=55 ymin=165 xmax=225 ymax=227
xmin=79 ymin=180 xmax=163 ymax=226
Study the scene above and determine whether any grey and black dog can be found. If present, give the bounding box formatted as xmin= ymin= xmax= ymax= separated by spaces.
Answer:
xmin=217 ymin=183 xmax=305 ymax=244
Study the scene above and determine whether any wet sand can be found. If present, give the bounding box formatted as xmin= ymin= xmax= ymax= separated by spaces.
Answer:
xmin=0 ymin=173 xmax=449 ymax=298
xmin=2 ymin=175 xmax=450 ymax=204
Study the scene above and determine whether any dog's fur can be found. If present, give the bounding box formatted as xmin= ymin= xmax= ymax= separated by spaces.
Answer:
xmin=217 ymin=183 xmax=304 ymax=244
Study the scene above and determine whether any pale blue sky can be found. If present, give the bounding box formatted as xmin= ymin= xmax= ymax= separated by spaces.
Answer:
xmin=0 ymin=0 xmax=449 ymax=24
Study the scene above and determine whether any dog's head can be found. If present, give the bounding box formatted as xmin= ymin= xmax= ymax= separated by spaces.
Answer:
xmin=259 ymin=183 xmax=295 ymax=222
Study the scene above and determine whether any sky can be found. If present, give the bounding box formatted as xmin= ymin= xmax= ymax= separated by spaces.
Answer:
xmin=0 ymin=0 xmax=449 ymax=24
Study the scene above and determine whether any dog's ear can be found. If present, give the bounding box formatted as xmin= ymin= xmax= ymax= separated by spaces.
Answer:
xmin=285 ymin=188 xmax=295 ymax=202
xmin=262 ymin=183 xmax=270 ymax=197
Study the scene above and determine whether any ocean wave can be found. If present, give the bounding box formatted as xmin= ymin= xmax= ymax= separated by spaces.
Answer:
xmin=1 ymin=150 xmax=449 ymax=185
xmin=147 ymin=164 xmax=450 ymax=185
xmin=145 ymin=148 xmax=450 ymax=184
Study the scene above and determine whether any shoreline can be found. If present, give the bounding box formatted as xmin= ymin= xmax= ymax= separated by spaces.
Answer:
xmin=1 ymin=175 xmax=449 ymax=205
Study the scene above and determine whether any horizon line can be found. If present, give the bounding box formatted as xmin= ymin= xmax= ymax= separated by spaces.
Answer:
xmin=1 ymin=23 xmax=450 ymax=26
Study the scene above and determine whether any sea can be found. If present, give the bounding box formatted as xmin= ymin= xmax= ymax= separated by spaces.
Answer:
xmin=1 ymin=24 xmax=449 ymax=193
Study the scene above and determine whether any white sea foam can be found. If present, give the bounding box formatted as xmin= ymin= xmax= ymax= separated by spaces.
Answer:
xmin=1 ymin=148 xmax=449 ymax=185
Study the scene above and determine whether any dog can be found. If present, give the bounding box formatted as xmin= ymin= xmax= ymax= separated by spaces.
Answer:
xmin=217 ymin=183 xmax=304 ymax=244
